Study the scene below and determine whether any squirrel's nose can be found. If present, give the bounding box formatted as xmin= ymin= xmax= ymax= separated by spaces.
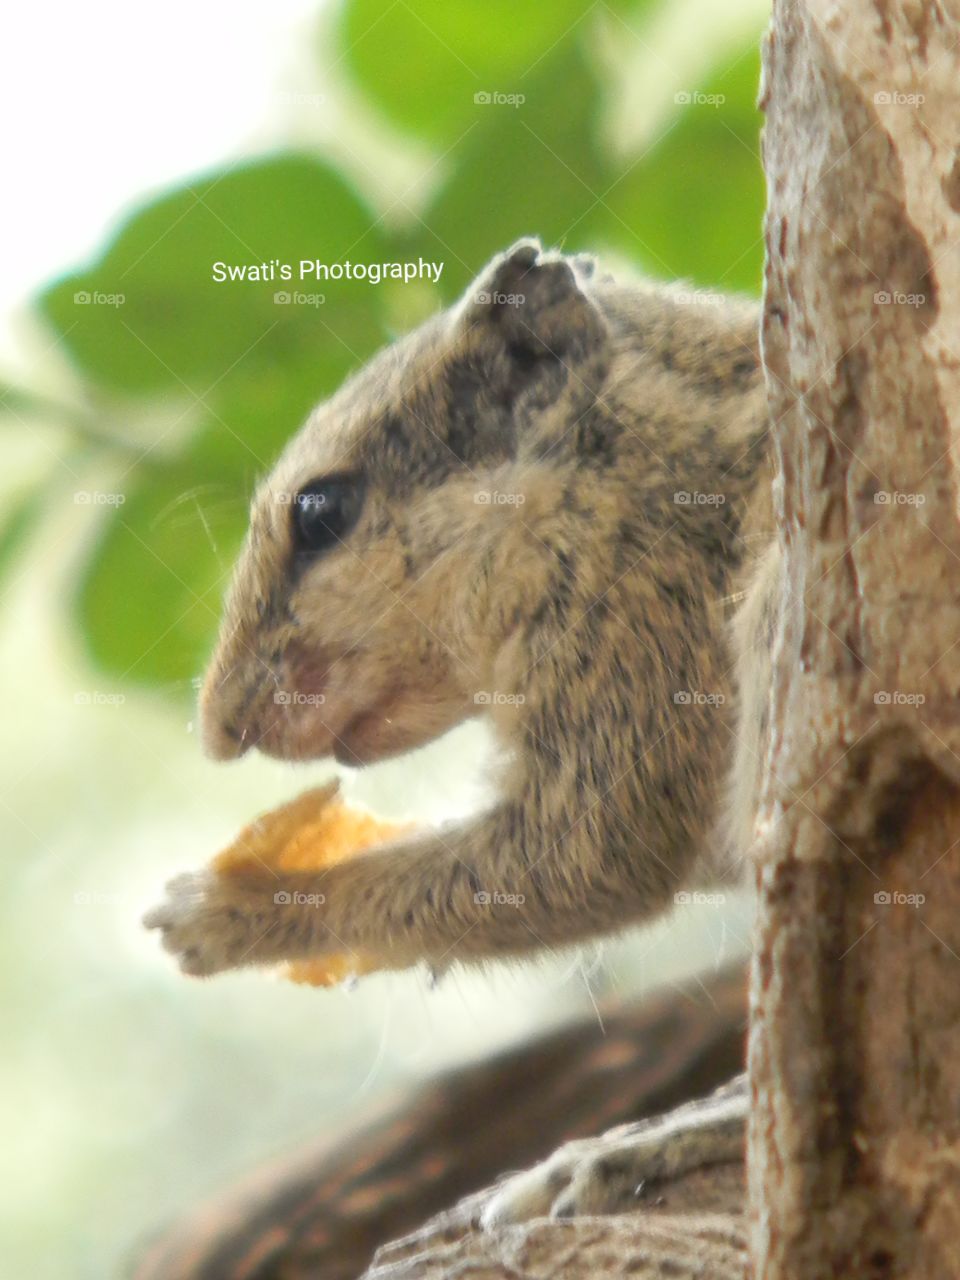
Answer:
xmin=197 ymin=661 xmax=256 ymax=761
xmin=200 ymin=712 xmax=252 ymax=761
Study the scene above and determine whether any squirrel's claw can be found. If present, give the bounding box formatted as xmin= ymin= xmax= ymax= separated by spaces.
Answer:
xmin=143 ymin=870 xmax=275 ymax=977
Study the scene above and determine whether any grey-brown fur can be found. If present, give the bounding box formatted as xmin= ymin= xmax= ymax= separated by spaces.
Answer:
xmin=145 ymin=240 xmax=775 ymax=979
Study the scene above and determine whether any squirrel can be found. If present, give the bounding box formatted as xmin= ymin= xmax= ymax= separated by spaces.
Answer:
xmin=144 ymin=238 xmax=774 ymax=980
xmin=145 ymin=238 xmax=773 ymax=1224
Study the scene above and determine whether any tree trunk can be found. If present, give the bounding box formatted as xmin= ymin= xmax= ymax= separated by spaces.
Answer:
xmin=749 ymin=2 xmax=960 ymax=1278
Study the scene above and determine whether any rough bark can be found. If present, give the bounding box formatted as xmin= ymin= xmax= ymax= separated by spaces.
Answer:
xmin=363 ymin=1176 xmax=746 ymax=1280
xmin=750 ymin=2 xmax=960 ymax=1279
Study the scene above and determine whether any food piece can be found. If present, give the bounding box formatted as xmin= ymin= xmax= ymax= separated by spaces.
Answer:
xmin=213 ymin=780 xmax=411 ymax=987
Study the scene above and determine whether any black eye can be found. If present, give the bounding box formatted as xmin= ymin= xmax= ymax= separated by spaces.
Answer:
xmin=292 ymin=475 xmax=364 ymax=554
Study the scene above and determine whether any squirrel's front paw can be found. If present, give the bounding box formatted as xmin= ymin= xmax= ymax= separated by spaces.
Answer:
xmin=143 ymin=870 xmax=281 ymax=976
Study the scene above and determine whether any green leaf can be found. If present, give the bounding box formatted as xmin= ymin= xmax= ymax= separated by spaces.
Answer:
xmin=591 ymin=48 xmax=765 ymax=293
xmin=408 ymin=38 xmax=612 ymax=295
xmin=338 ymin=0 xmax=630 ymax=145
xmin=75 ymin=433 xmax=251 ymax=690
xmin=37 ymin=153 xmax=393 ymax=400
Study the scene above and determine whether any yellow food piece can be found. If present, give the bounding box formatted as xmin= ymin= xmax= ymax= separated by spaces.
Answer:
xmin=213 ymin=782 xmax=410 ymax=987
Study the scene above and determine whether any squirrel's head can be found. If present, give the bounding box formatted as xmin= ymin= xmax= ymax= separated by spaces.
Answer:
xmin=199 ymin=240 xmax=608 ymax=765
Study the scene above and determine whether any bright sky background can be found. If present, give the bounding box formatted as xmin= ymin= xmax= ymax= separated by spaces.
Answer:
xmin=0 ymin=0 xmax=323 ymax=360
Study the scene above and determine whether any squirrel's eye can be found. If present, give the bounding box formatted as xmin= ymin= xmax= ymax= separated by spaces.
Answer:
xmin=292 ymin=476 xmax=364 ymax=554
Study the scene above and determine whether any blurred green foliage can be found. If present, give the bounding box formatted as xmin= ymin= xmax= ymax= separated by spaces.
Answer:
xmin=34 ymin=0 xmax=764 ymax=692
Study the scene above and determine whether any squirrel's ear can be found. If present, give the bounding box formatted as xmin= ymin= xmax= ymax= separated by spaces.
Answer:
xmin=457 ymin=240 xmax=606 ymax=372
